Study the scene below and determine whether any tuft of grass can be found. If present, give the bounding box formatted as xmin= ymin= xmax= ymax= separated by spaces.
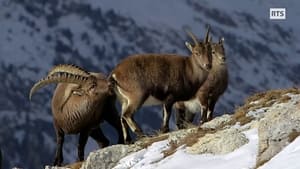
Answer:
xmin=288 ymin=129 xmax=300 ymax=143
xmin=139 ymin=134 xmax=169 ymax=149
xmin=256 ymin=159 xmax=269 ymax=169
xmin=163 ymin=140 xmax=179 ymax=157
xmin=231 ymin=109 xmax=254 ymax=126
xmin=65 ymin=161 xmax=83 ymax=169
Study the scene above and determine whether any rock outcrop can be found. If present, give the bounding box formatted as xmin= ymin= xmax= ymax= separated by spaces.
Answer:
xmin=43 ymin=88 xmax=300 ymax=169
xmin=187 ymin=128 xmax=248 ymax=154
xmin=81 ymin=144 xmax=143 ymax=169
xmin=256 ymin=94 xmax=300 ymax=166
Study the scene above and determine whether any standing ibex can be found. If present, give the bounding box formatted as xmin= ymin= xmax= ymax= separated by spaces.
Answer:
xmin=109 ymin=27 xmax=212 ymax=142
xmin=29 ymin=65 xmax=127 ymax=166
xmin=175 ymin=37 xmax=228 ymax=129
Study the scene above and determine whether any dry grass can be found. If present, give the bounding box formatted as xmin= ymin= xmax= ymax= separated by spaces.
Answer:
xmin=255 ymin=159 xmax=269 ymax=169
xmin=231 ymin=88 xmax=300 ymax=126
xmin=162 ymin=128 xmax=216 ymax=157
xmin=65 ymin=161 xmax=83 ymax=169
xmin=245 ymin=88 xmax=300 ymax=109
xmin=139 ymin=134 xmax=169 ymax=149
xmin=288 ymin=129 xmax=300 ymax=143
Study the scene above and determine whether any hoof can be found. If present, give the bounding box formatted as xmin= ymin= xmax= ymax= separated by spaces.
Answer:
xmin=53 ymin=159 xmax=63 ymax=167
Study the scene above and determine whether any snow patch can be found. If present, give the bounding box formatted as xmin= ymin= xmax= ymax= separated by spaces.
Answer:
xmin=113 ymin=129 xmax=258 ymax=169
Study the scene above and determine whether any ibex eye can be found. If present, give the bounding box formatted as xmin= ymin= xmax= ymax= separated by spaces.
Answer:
xmin=89 ymin=83 xmax=96 ymax=90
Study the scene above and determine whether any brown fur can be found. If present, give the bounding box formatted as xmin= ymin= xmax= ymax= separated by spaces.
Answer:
xmin=50 ymin=73 xmax=126 ymax=166
xmin=110 ymin=34 xmax=212 ymax=142
xmin=175 ymin=39 xmax=228 ymax=128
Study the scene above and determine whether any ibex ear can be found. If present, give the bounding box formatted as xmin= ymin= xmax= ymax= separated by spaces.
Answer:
xmin=219 ymin=37 xmax=224 ymax=44
xmin=185 ymin=42 xmax=193 ymax=52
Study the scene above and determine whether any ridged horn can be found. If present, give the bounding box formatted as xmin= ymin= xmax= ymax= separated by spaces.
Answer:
xmin=29 ymin=72 xmax=91 ymax=100
xmin=204 ymin=25 xmax=210 ymax=43
xmin=48 ymin=64 xmax=90 ymax=77
xmin=186 ymin=30 xmax=199 ymax=46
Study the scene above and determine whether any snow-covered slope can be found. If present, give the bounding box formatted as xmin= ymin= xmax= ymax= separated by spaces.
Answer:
xmin=111 ymin=127 xmax=300 ymax=169
xmin=0 ymin=0 xmax=299 ymax=168
xmin=80 ymin=89 xmax=300 ymax=169
xmin=113 ymin=129 xmax=258 ymax=169
xmin=259 ymin=136 xmax=300 ymax=169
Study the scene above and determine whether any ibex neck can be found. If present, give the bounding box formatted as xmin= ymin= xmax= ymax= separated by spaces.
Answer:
xmin=187 ymin=56 xmax=207 ymax=75
xmin=185 ymin=56 xmax=207 ymax=85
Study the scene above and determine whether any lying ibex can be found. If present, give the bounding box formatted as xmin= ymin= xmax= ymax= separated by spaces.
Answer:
xmin=175 ymin=37 xmax=228 ymax=128
xmin=109 ymin=27 xmax=212 ymax=142
xmin=29 ymin=65 xmax=126 ymax=166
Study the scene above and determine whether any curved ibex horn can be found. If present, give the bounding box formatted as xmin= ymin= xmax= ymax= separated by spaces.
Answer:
xmin=185 ymin=30 xmax=199 ymax=46
xmin=48 ymin=64 xmax=90 ymax=77
xmin=204 ymin=25 xmax=210 ymax=43
xmin=29 ymin=72 xmax=91 ymax=100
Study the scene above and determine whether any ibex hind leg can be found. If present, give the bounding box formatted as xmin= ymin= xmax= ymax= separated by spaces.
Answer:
xmin=117 ymin=86 xmax=145 ymax=142
xmin=103 ymin=101 xmax=131 ymax=144
xmin=122 ymin=104 xmax=143 ymax=140
xmin=120 ymin=103 xmax=141 ymax=142
xmin=90 ymin=127 xmax=109 ymax=148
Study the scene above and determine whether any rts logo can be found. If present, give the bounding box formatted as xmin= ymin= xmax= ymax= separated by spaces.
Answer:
xmin=270 ymin=8 xmax=286 ymax=20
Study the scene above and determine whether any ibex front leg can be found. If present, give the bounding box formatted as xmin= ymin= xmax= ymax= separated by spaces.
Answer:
xmin=77 ymin=131 xmax=89 ymax=162
xmin=199 ymin=94 xmax=209 ymax=124
xmin=175 ymin=102 xmax=187 ymax=129
xmin=207 ymin=98 xmax=217 ymax=121
xmin=54 ymin=129 xmax=64 ymax=166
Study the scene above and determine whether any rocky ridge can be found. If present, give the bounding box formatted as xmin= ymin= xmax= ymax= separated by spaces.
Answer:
xmin=44 ymin=88 xmax=300 ymax=169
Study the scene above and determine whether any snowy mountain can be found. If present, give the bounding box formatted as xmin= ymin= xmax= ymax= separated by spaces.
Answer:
xmin=0 ymin=0 xmax=299 ymax=168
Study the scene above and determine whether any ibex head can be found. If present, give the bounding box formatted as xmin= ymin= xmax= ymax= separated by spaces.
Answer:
xmin=211 ymin=37 xmax=226 ymax=65
xmin=185 ymin=26 xmax=212 ymax=70
xmin=29 ymin=65 xmax=110 ymax=102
